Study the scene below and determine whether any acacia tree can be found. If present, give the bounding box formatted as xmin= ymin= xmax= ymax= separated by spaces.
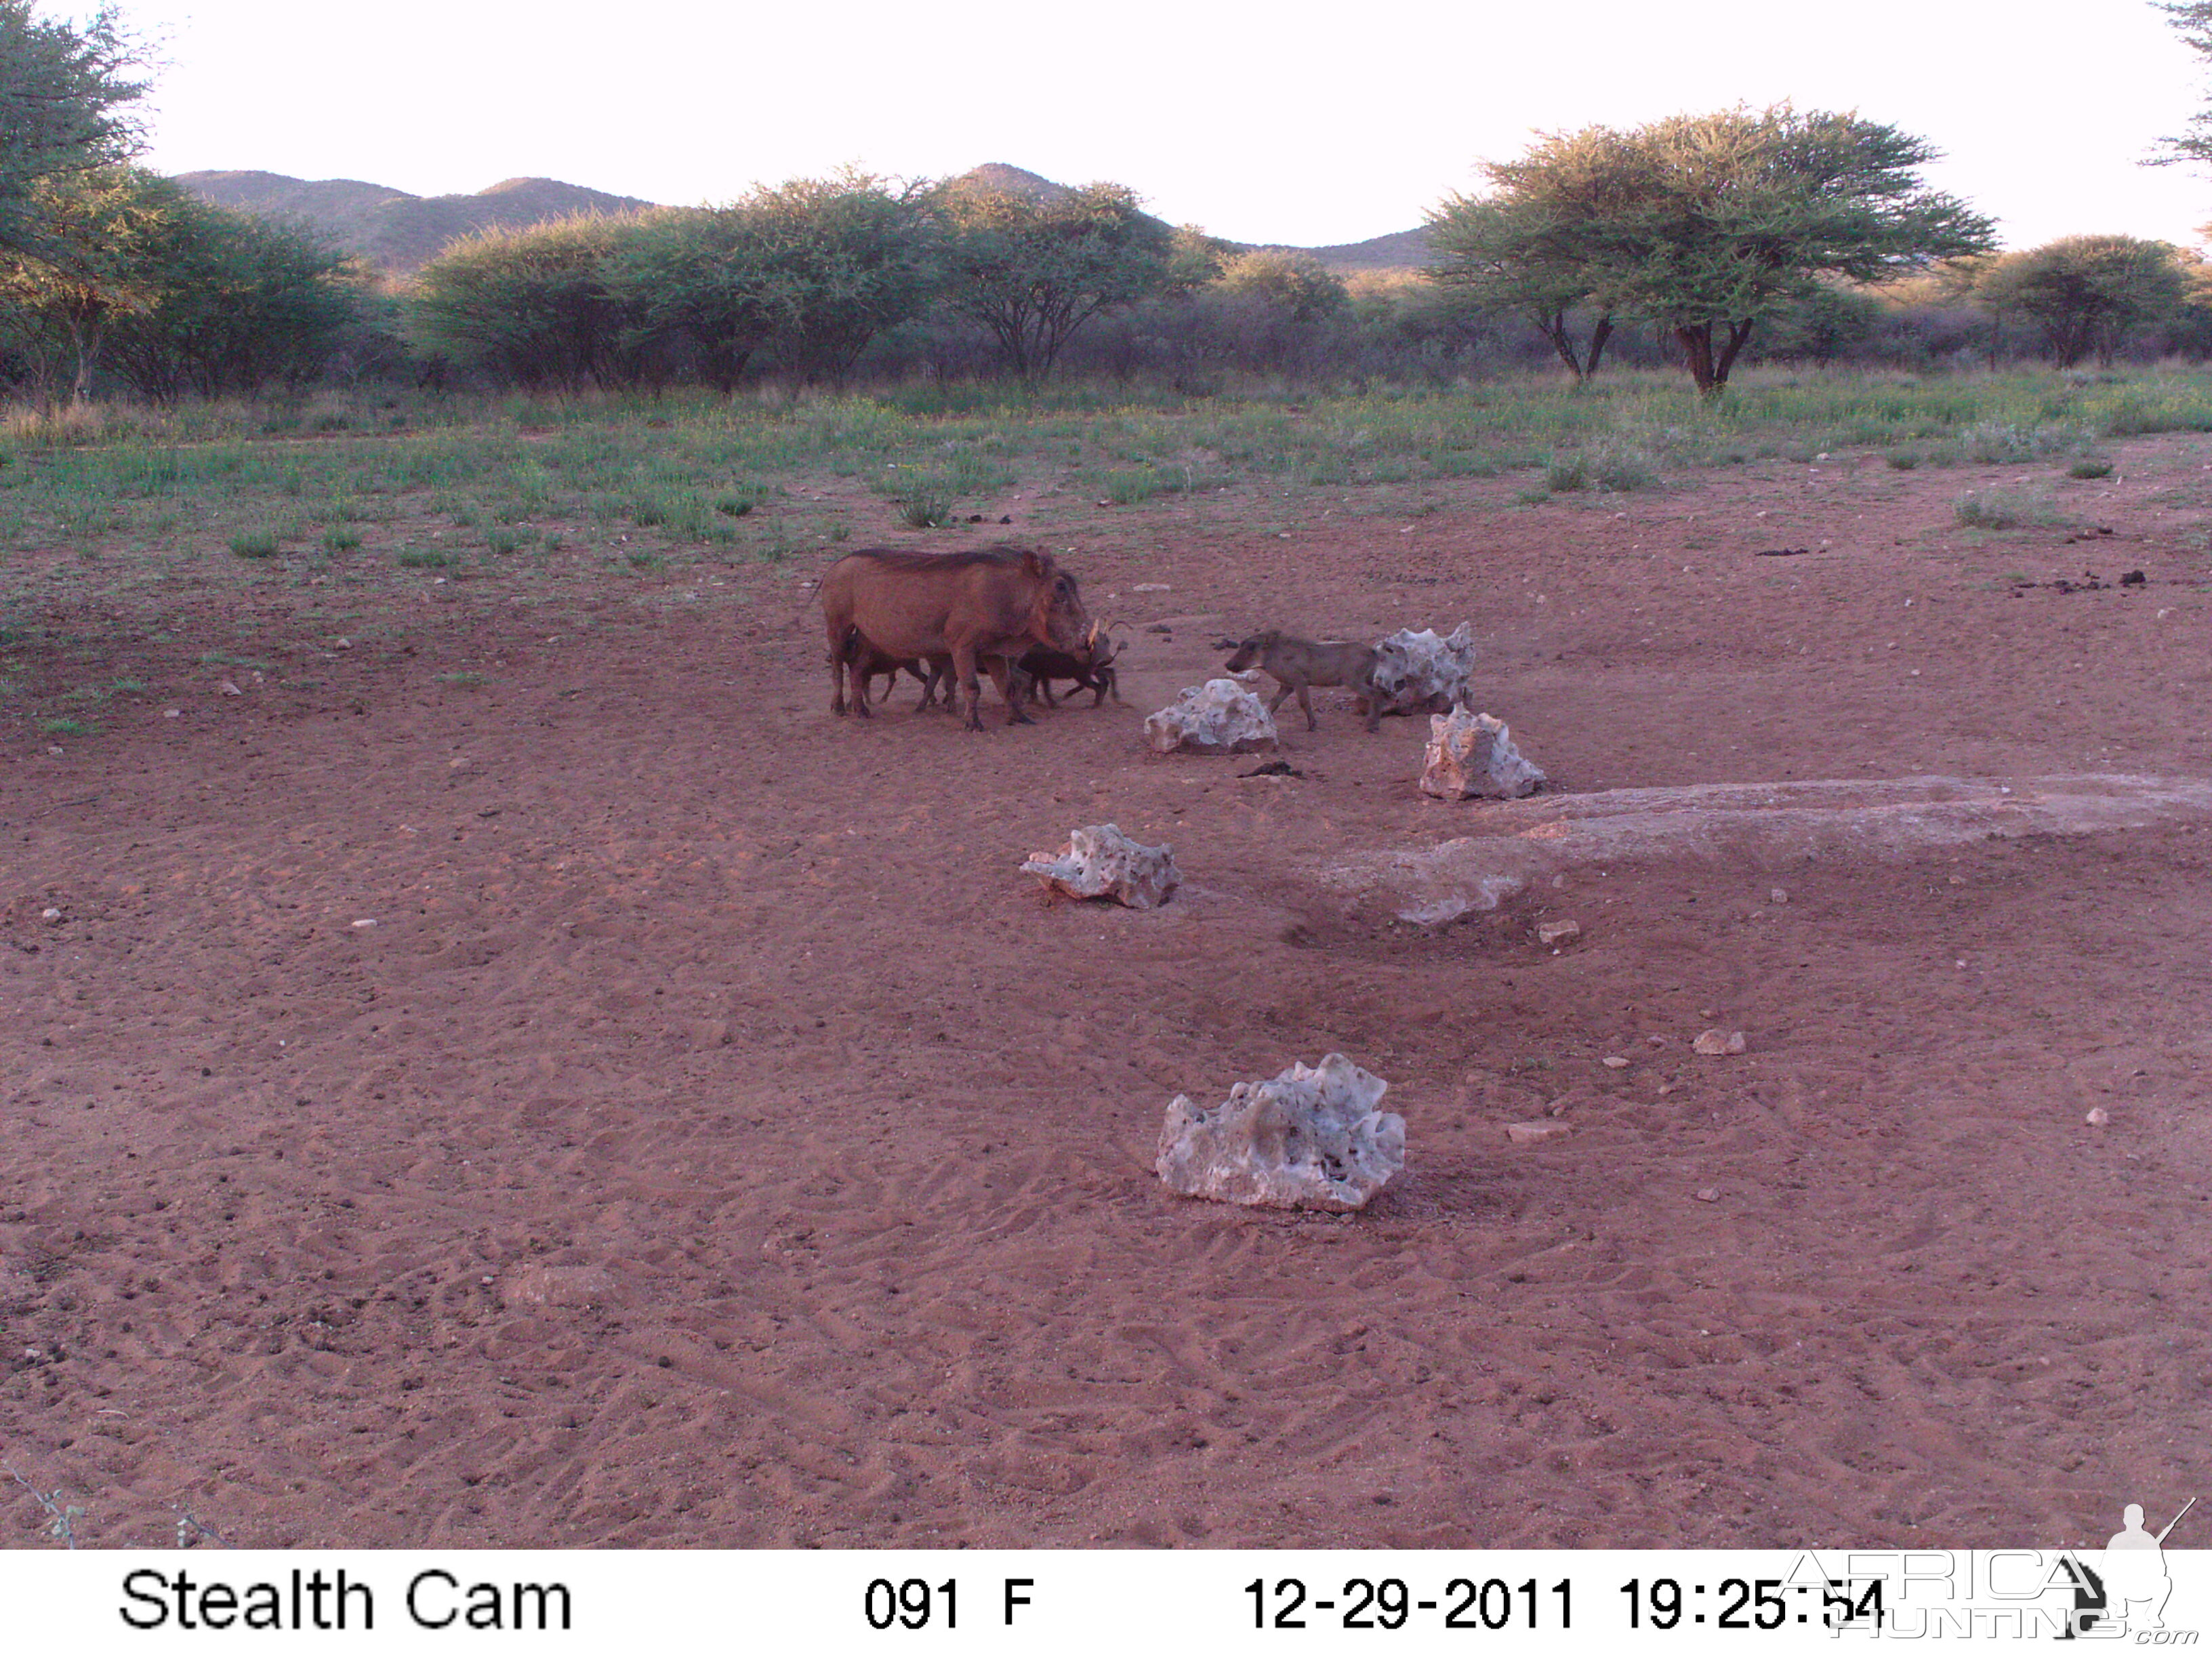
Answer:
xmin=1972 ymin=236 xmax=2190 ymax=366
xmin=1427 ymin=169 xmax=1622 ymax=384
xmin=607 ymin=207 xmax=780 ymax=392
xmin=742 ymin=172 xmax=939 ymax=382
xmin=1216 ymin=249 xmax=1349 ymax=322
xmin=2153 ymin=1 xmax=2212 ymax=170
xmin=411 ymin=216 xmax=653 ymax=390
xmin=0 ymin=2 xmax=148 ymax=260
xmin=1436 ymin=107 xmax=1995 ymax=394
xmin=941 ymin=182 xmax=1173 ymax=380
xmin=102 ymin=195 xmax=361 ymax=398
xmin=0 ymin=165 xmax=171 ymax=400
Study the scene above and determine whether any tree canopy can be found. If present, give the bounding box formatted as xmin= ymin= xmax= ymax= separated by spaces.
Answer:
xmin=2152 ymin=1 xmax=2212 ymax=171
xmin=940 ymin=182 xmax=1173 ymax=380
xmin=0 ymin=2 xmax=148 ymax=260
xmin=1429 ymin=106 xmax=1996 ymax=392
xmin=1970 ymin=235 xmax=2193 ymax=367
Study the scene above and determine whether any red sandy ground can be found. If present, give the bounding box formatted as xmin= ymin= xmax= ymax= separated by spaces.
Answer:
xmin=3 ymin=436 xmax=2209 ymax=1550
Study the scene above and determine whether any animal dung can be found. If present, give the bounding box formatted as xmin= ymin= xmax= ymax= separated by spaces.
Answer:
xmin=1143 ymin=678 xmax=1279 ymax=754
xmin=1419 ymin=708 xmax=1547 ymax=801
xmin=1155 ymin=1052 xmax=1405 ymax=1212
xmin=1020 ymin=823 xmax=1180 ymax=909
xmin=1368 ymin=623 xmax=1478 ymax=716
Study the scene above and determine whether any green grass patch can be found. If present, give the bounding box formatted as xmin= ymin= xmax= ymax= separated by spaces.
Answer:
xmin=1955 ymin=489 xmax=2067 ymax=531
xmin=228 ymin=529 xmax=280 ymax=558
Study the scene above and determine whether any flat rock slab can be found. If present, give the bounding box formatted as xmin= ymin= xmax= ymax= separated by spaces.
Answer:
xmin=1319 ymin=773 xmax=2212 ymax=924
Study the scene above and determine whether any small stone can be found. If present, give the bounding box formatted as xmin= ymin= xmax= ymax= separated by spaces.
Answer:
xmin=219 ymin=679 xmax=243 ymax=696
xmin=1769 ymin=886 xmax=1788 ymax=904
xmin=1694 ymin=1187 xmax=1721 ymax=1203
xmin=448 ymin=756 xmax=471 ymax=771
xmin=1537 ymin=919 xmax=1580 ymax=947
xmin=1021 ymin=823 xmax=1181 ymax=909
xmin=2085 ymin=1107 xmax=2111 ymax=1127
xmin=1645 ymin=1035 xmax=1667 ymax=1048
xmin=1132 ymin=582 xmax=1171 ymax=592
xmin=1601 ymin=1056 xmax=1630 ymax=1069
xmin=40 ymin=907 xmax=62 ymax=923
xmin=351 ymin=918 xmax=378 ymax=929
xmin=1506 ymin=1120 xmax=1572 ymax=1144
xmin=1144 ymin=679 xmax=1279 ymax=755
xmin=1692 ymin=1029 xmax=1748 ymax=1056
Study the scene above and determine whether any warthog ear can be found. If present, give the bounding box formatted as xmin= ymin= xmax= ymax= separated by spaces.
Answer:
xmin=1023 ymin=550 xmax=1053 ymax=577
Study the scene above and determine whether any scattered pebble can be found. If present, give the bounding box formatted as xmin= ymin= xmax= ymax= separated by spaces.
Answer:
xmin=1694 ymin=1187 xmax=1721 ymax=1203
xmin=41 ymin=907 xmax=61 ymax=923
xmin=218 ymin=680 xmax=243 ymax=696
xmin=163 ymin=708 xmax=181 ymax=719
xmin=1506 ymin=1121 xmax=1573 ymax=1145
xmin=1537 ymin=919 xmax=1581 ymax=948
xmin=1769 ymin=887 xmax=1788 ymax=904
xmin=1132 ymin=583 xmax=1171 ymax=593
xmin=1693 ymin=1029 xmax=1749 ymax=1056
xmin=2085 ymin=1107 xmax=2111 ymax=1127
xmin=1602 ymin=1056 xmax=1630 ymax=1070
xmin=351 ymin=918 xmax=378 ymax=929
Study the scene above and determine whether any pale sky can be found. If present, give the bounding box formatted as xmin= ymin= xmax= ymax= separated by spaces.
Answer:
xmin=115 ymin=0 xmax=2212 ymax=251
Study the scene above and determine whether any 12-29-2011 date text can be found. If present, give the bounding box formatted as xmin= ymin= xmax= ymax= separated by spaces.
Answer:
xmin=1247 ymin=1576 xmax=1571 ymax=1631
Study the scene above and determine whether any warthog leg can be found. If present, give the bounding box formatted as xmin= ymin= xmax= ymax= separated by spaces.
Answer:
xmin=984 ymin=655 xmax=1033 ymax=726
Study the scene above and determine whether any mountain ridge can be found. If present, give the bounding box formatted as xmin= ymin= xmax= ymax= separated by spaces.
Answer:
xmin=174 ymin=164 xmax=1427 ymax=276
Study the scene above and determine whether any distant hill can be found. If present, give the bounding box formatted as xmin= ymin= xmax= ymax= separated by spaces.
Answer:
xmin=173 ymin=171 xmax=658 ymax=273
xmin=176 ymin=163 xmax=1428 ymax=277
xmin=1296 ymin=228 xmax=1429 ymax=274
xmin=946 ymin=163 xmax=1427 ymax=272
xmin=945 ymin=163 xmax=1070 ymax=205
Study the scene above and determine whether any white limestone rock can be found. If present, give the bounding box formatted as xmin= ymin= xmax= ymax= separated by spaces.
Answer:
xmin=1143 ymin=678 xmax=1279 ymax=754
xmin=1368 ymin=623 xmax=1478 ymax=716
xmin=1420 ymin=708 xmax=1547 ymax=801
xmin=1155 ymin=1053 xmax=1404 ymax=1212
xmin=1021 ymin=823 xmax=1181 ymax=909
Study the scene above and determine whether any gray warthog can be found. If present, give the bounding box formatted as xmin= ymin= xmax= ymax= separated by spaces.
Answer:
xmin=1223 ymin=630 xmax=1382 ymax=732
xmin=821 ymin=546 xmax=1092 ymax=730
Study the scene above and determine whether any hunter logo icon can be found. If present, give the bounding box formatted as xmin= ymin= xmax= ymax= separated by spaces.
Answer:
xmin=2097 ymin=1496 xmax=2195 ymax=1635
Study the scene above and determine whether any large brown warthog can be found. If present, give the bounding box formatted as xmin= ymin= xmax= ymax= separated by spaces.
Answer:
xmin=821 ymin=547 xmax=1092 ymax=731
